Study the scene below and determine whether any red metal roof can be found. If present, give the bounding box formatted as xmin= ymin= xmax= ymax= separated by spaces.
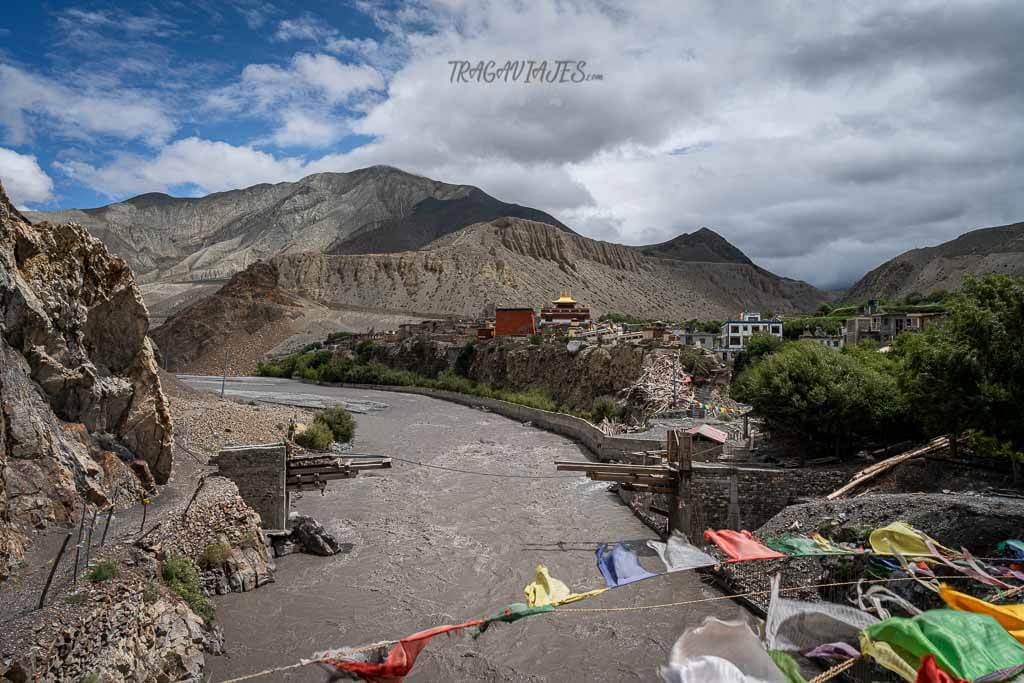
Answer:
xmin=685 ymin=424 xmax=729 ymax=444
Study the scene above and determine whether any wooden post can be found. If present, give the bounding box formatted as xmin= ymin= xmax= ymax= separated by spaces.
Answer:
xmin=38 ymin=532 xmax=72 ymax=609
xmin=83 ymin=510 xmax=98 ymax=573
xmin=669 ymin=430 xmax=693 ymax=538
xmin=100 ymin=505 xmax=114 ymax=547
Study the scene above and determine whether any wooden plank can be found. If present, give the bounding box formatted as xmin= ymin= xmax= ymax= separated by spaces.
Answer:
xmin=554 ymin=461 xmax=670 ymax=473
xmin=587 ymin=472 xmax=674 ymax=486
xmin=826 ymin=436 xmax=949 ymax=500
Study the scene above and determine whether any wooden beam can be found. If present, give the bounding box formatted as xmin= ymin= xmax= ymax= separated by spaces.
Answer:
xmin=587 ymin=472 xmax=674 ymax=486
xmin=826 ymin=436 xmax=949 ymax=500
xmin=554 ymin=461 xmax=671 ymax=473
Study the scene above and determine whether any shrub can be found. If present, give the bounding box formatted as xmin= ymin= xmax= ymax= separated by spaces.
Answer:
xmin=198 ymin=542 xmax=232 ymax=570
xmin=162 ymin=555 xmax=214 ymax=623
xmin=295 ymin=421 xmax=333 ymax=450
xmin=316 ymin=406 xmax=356 ymax=443
xmin=590 ymin=396 xmax=623 ymax=423
xmin=142 ymin=581 xmax=160 ymax=604
xmin=528 ymin=334 xmax=543 ymax=345
xmin=88 ymin=559 xmax=119 ymax=583
xmin=454 ymin=341 xmax=476 ymax=377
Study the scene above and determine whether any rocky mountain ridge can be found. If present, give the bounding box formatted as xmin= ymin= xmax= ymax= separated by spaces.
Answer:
xmin=27 ymin=165 xmax=570 ymax=285
xmin=271 ymin=216 xmax=826 ymax=318
xmin=845 ymin=220 xmax=1024 ymax=301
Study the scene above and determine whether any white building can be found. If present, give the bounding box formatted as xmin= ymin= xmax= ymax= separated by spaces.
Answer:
xmin=719 ymin=312 xmax=783 ymax=358
xmin=800 ymin=328 xmax=845 ymax=349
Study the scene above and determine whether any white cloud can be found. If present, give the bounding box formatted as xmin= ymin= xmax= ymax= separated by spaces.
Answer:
xmin=0 ymin=147 xmax=54 ymax=205
xmin=55 ymin=137 xmax=311 ymax=197
xmin=46 ymin=0 xmax=1024 ymax=288
xmin=0 ymin=64 xmax=175 ymax=146
xmin=267 ymin=109 xmax=349 ymax=148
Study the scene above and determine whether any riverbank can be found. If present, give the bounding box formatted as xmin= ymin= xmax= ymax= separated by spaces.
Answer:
xmin=192 ymin=378 xmax=725 ymax=682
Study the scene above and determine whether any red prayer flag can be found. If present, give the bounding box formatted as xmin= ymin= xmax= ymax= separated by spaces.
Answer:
xmin=323 ymin=619 xmax=484 ymax=683
xmin=915 ymin=655 xmax=969 ymax=683
xmin=704 ymin=529 xmax=785 ymax=562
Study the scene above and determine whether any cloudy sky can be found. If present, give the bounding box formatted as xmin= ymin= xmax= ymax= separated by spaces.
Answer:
xmin=1 ymin=1 xmax=1021 ymax=289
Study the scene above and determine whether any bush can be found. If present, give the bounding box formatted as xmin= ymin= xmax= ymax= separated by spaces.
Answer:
xmin=88 ymin=559 xmax=119 ymax=583
xmin=142 ymin=581 xmax=160 ymax=604
xmin=528 ymin=334 xmax=543 ymax=345
xmin=590 ymin=396 xmax=623 ymax=423
xmin=454 ymin=341 xmax=476 ymax=377
xmin=162 ymin=556 xmax=214 ymax=623
xmin=295 ymin=421 xmax=333 ymax=450
xmin=316 ymin=406 xmax=356 ymax=443
xmin=198 ymin=542 xmax=232 ymax=570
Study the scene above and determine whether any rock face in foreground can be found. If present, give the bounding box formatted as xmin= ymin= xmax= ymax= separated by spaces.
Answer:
xmin=0 ymin=182 xmax=173 ymax=577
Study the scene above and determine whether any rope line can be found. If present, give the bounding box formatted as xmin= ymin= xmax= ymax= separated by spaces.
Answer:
xmin=215 ymin=574 xmax=976 ymax=682
xmin=807 ymin=656 xmax=861 ymax=683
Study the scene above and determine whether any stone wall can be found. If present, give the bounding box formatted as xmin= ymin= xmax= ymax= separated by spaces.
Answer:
xmin=214 ymin=444 xmax=288 ymax=530
xmin=690 ymin=463 xmax=861 ymax=531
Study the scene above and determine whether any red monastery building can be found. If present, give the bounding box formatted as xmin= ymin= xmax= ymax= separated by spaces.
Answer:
xmin=539 ymin=292 xmax=591 ymax=327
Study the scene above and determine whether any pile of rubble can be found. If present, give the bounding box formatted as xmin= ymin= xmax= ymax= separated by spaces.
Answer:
xmin=618 ymin=352 xmax=695 ymax=419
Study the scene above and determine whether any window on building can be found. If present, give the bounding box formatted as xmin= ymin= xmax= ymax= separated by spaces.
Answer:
xmin=742 ymin=325 xmax=749 ymax=333
xmin=772 ymin=325 xmax=781 ymax=334
xmin=731 ymin=325 xmax=739 ymax=334
xmin=730 ymin=336 xmax=741 ymax=347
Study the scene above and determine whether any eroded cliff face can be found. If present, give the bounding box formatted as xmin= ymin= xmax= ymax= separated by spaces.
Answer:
xmin=0 ymin=182 xmax=173 ymax=577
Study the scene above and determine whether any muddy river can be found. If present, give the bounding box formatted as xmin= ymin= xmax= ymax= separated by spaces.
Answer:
xmin=196 ymin=380 xmax=728 ymax=682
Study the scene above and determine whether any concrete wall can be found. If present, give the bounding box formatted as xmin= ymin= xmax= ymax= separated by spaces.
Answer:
xmin=214 ymin=443 xmax=288 ymax=530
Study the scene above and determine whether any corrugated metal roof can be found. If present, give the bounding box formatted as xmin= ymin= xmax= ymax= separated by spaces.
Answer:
xmin=685 ymin=424 xmax=729 ymax=444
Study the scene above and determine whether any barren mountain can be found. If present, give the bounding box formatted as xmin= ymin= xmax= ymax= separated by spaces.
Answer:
xmin=273 ymin=217 xmax=823 ymax=318
xmin=845 ymin=221 xmax=1024 ymax=302
xmin=27 ymin=166 xmax=570 ymax=285
xmin=634 ymin=227 xmax=754 ymax=265
xmin=151 ymin=261 xmax=426 ymax=374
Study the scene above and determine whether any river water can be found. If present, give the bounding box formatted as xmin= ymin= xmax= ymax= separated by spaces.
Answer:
xmin=200 ymin=382 xmax=728 ymax=682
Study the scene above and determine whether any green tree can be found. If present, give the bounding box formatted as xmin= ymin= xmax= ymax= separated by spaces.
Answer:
xmin=733 ymin=341 xmax=909 ymax=458
xmin=897 ymin=274 xmax=1024 ymax=462
xmin=731 ymin=334 xmax=785 ymax=380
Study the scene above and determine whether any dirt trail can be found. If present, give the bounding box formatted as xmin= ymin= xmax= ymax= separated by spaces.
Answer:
xmin=198 ymin=380 xmax=728 ymax=682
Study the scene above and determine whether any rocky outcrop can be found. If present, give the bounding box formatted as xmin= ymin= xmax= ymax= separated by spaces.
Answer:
xmin=468 ymin=340 xmax=646 ymax=411
xmin=0 ymin=182 xmax=172 ymax=577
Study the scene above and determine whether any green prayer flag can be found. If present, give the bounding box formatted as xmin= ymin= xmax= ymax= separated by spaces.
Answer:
xmin=862 ymin=609 xmax=1024 ymax=681
xmin=769 ymin=650 xmax=807 ymax=683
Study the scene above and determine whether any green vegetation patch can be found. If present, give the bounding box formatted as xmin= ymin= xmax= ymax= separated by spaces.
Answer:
xmin=295 ymin=421 xmax=333 ymax=450
xmin=87 ymin=559 xmax=119 ymax=583
xmin=315 ymin=406 xmax=356 ymax=443
xmin=162 ymin=555 xmax=214 ymax=623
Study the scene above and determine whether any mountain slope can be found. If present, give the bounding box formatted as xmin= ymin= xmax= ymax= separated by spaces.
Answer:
xmin=27 ymin=166 xmax=570 ymax=284
xmin=634 ymin=227 xmax=754 ymax=265
xmin=845 ymin=221 xmax=1024 ymax=302
xmin=272 ymin=217 xmax=825 ymax=319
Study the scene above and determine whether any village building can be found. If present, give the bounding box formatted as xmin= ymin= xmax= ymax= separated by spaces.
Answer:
xmin=718 ymin=312 xmax=783 ymax=359
xmin=680 ymin=330 xmax=718 ymax=349
xmin=539 ymin=292 xmax=592 ymax=328
xmin=800 ymin=327 xmax=845 ymax=348
xmin=844 ymin=303 xmax=946 ymax=345
xmin=494 ymin=307 xmax=537 ymax=337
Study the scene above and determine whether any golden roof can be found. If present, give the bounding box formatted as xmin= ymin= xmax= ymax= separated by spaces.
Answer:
xmin=553 ymin=291 xmax=577 ymax=305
